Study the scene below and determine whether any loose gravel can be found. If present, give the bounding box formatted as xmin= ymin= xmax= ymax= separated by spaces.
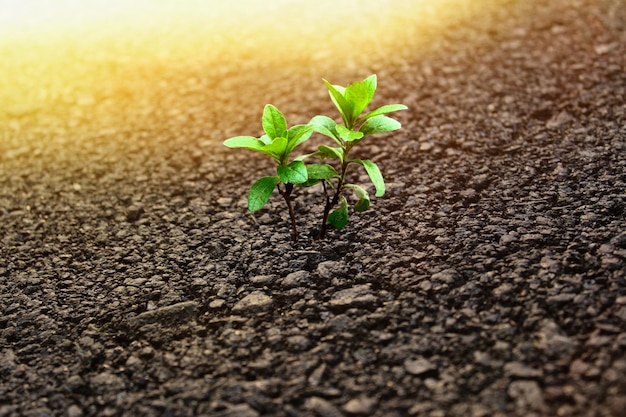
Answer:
xmin=1 ymin=0 xmax=625 ymax=416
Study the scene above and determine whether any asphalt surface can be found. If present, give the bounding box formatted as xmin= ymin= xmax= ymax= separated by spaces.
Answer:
xmin=1 ymin=0 xmax=625 ymax=416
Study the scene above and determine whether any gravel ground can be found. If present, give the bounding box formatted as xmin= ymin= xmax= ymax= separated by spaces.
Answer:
xmin=1 ymin=0 xmax=625 ymax=416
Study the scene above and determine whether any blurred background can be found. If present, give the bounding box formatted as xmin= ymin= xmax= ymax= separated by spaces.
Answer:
xmin=0 ymin=0 xmax=499 ymax=166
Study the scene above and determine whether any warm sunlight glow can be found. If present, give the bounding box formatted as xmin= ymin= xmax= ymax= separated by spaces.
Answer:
xmin=0 ymin=0 xmax=497 ymax=140
xmin=0 ymin=0 xmax=452 ymax=36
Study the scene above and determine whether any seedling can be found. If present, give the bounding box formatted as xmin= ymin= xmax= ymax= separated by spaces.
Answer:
xmin=223 ymin=104 xmax=315 ymax=241
xmin=308 ymin=74 xmax=407 ymax=238
xmin=223 ymin=75 xmax=407 ymax=242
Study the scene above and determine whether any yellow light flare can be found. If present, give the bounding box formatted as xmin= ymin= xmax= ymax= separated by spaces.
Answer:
xmin=0 ymin=0 xmax=497 ymax=134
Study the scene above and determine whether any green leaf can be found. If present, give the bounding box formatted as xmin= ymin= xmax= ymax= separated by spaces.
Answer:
xmin=316 ymin=145 xmax=344 ymax=161
xmin=327 ymin=196 xmax=349 ymax=229
xmin=301 ymin=179 xmax=320 ymax=188
xmin=344 ymin=74 xmax=377 ymax=122
xmin=262 ymin=104 xmax=287 ymax=139
xmin=323 ymin=79 xmax=353 ymax=126
xmin=277 ymin=161 xmax=308 ymax=184
xmin=336 ymin=125 xmax=364 ymax=142
xmin=352 ymin=159 xmax=385 ymax=197
xmin=344 ymin=183 xmax=371 ymax=212
xmin=285 ymin=124 xmax=314 ymax=155
xmin=259 ymin=134 xmax=272 ymax=145
xmin=361 ymin=103 xmax=408 ymax=121
xmin=262 ymin=136 xmax=288 ymax=162
xmin=359 ymin=115 xmax=402 ymax=136
xmin=309 ymin=115 xmax=341 ymax=145
xmin=223 ymin=136 xmax=266 ymax=151
xmin=306 ymin=164 xmax=338 ymax=181
xmin=248 ymin=176 xmax=280 ymax=212
xmin=293 ymin=152 xmax=316 ymax=161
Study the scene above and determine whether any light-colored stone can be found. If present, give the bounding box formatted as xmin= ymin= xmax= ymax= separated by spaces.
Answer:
xmin=232 ymin=291 xmax=273 ymax=314
xmin=404 ymin=358 xmax=437 ymax=376
xmin=317 ymin=261 xmax=346 ymax=279
xmin=343 ymin=396 xmax=378 ymax=415
xmin=508 ymin=380 xmax=545 ymax=412
xmin=128 ymin=301 xmax=199 ymax=329
xmin=329 ymin=284 xmax=377 ymax=309
xmin=305 ymin=396 xmax=343 ymax=417
xmin=281 ymin=271 xmax=311 ymax=289
xmin=504 ymin=362 xmax=543 ymax=379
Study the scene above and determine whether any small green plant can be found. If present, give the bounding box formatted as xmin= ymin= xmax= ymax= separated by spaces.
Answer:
xmin=223 ymin=75 xmax=407 ymax=242
xmin=223 ymin=104 xmax=318 ymax=241
xmin=307 ymin=74 xmax=407 ymax=238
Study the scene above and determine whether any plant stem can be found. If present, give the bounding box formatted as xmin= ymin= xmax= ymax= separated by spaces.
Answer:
xmin=317 ymin=161 xmax=347 ymax=239
xmin=278 ymin=183 xmax=298 ymax=242
xmin=317 ymin=182 xmax=332 ymax=240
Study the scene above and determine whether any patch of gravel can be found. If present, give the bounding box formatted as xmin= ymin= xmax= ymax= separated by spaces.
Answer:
xmin=1 ymin=0 xmax=625 ymax=416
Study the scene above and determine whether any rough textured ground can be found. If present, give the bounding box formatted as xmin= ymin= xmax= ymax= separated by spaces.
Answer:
xmin=1 ymin=0 xmax=625 ymax=416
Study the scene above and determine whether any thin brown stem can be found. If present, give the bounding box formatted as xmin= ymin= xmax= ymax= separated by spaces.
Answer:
xmin=317 ymin=181 xmax=332 ymax=240
xmin=317 ymin=162 xmax=347 ymax=239
xmin=278 ymin=183 xmax=298 ymax=242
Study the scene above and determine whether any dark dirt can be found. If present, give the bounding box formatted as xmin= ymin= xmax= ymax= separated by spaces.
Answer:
xmin=1 ymin=0 xmax=625 ymax=416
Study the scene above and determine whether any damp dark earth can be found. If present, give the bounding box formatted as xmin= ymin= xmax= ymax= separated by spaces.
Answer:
xmin=1 ymin=0 xmax=625 ymax=416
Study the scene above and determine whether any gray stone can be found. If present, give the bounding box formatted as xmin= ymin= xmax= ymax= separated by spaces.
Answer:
xmin=305 ymin=396 xmax=344 ymax=417
xmin=342 ymin=396 xmax=378 ymax=415
xmin=216 ymin=197 xmax=233 ymax=207
xmin=66 ymin=405 xmax=84 ymax=417
xmin=404 ymin=358 xmax=437 ymax=376
xmin=499 ymin=233 xmax=518 ymax=245
xmin=89 ymin=372 xmax=125 ymax=394
xmin=286 ymin=335 xmax=310 ymax=352
xmin=493 ymin=283 xmax=514 ymax=298
xmin=125 ymin=204 xmax=144 ymax=222
xmin=0 ymin=349 xmax=18 ymax=373
xmin=128 ymin=301 xmax=199 ymax=329
xmin=325 ymin=315 xmax=353 ymax=334
xmin=504 ymin=362 xmax=543 ymax=379
xmin=308 ymin=363 xmax=326 ymax=386
xmin=546 ymin=110 xmax=573 ymax=129
xmin=317 ymin=261 xmax=346 ymax=279
xmin=329 ymin=285 xmax=377 ymax=309
xmin=431 ymin=269 xmax=459 ymax=284
xmin=534 ymin=319 xmax=577 ymax=358
xmin=508 ymin=380 xmax=545 ymax=412
xmin=66 ymin=375 xmax=86 ymax=392
xmin=232 ymin=291 xmax=273 ymax=314
xmin=212 ymin=404 xmax=259 ymax=417
xmin=281 ymin=271 xmax=311 ymax=289
xmin=547 ymin=293 xmax=576 ymax=304
xmin=208 ymin=299 xmax=226 ymax=309
xmin=249 ymin=275 xmax=277 ymax=285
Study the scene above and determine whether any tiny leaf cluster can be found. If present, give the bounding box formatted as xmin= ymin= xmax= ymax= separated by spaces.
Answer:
xmin=223 ymin=74 xmax=407 ymax=241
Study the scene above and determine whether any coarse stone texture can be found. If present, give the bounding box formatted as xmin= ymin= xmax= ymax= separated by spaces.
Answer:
xmin=231 ymin=291 xmax=274 ymax=314
xmin=1 ymin=0 xmax=625 ymax=416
